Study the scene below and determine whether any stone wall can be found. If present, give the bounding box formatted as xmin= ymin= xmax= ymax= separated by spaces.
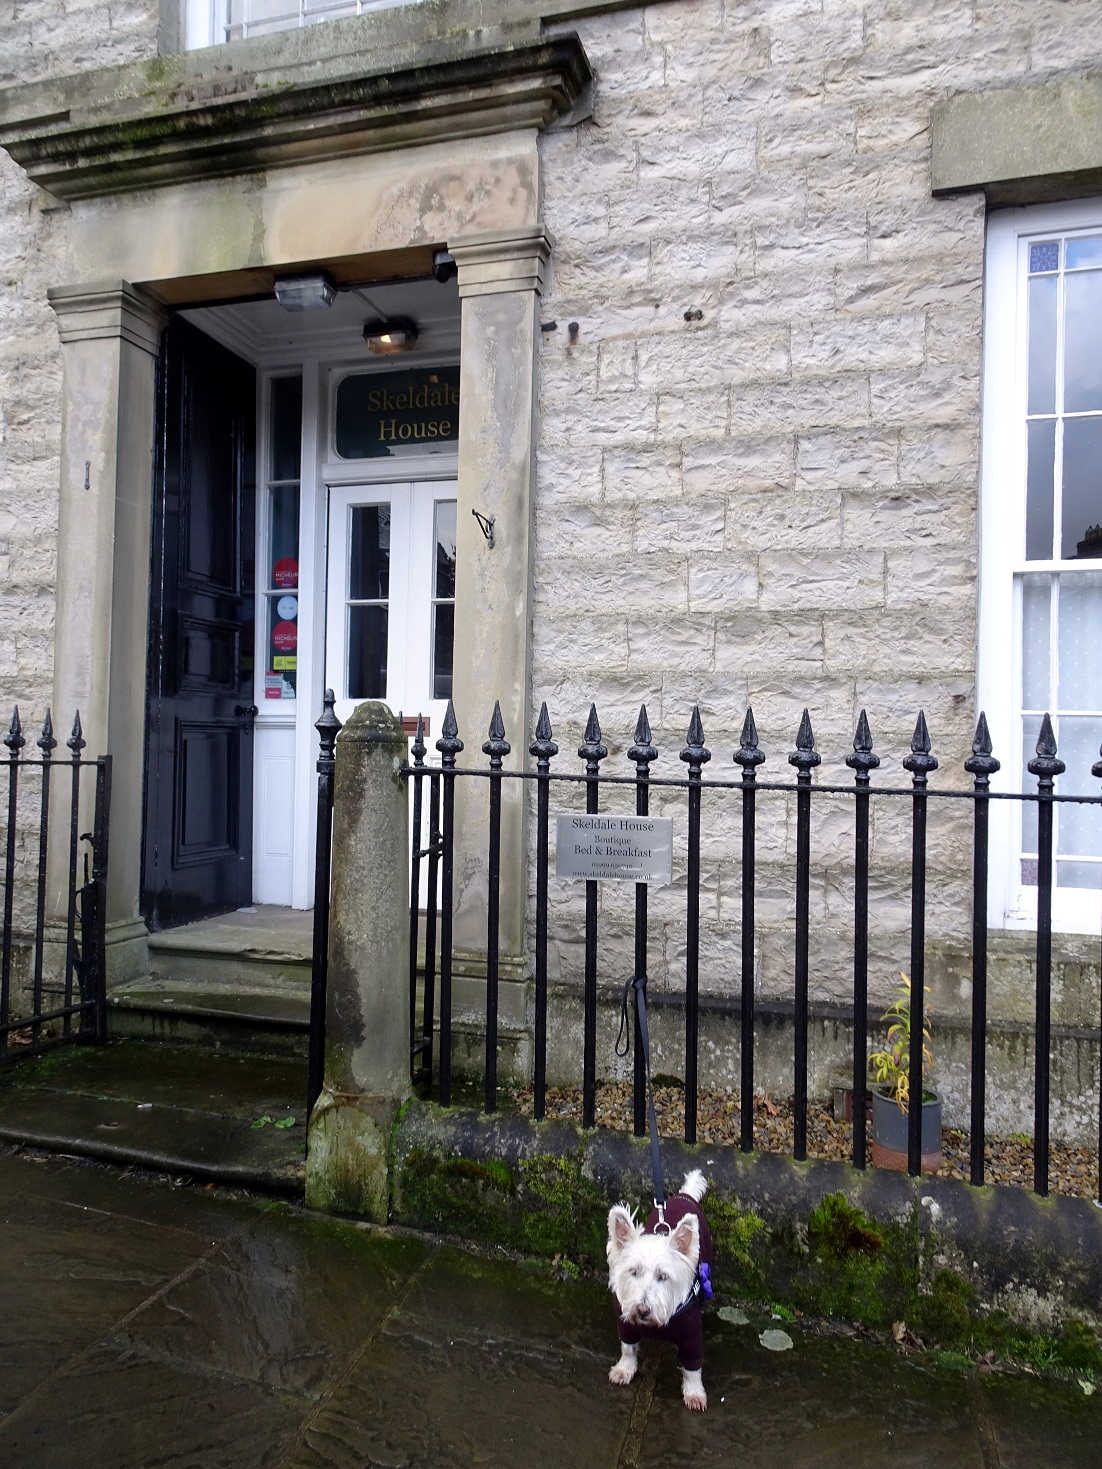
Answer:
xmin=0 ymin=2 xmax=160 ymax=718
xmin=531 ymin=0 xmax=1102 ymax=1015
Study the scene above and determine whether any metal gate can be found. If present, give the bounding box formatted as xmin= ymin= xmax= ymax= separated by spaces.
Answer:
xmin=1 ymin=707 xmax=111 ymax=1065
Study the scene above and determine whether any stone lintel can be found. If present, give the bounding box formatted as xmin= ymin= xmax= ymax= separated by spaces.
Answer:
xmin=48 ymin=281 xmax=165 ymax=354
xmin=0 ymin=32 xmax=591 ymax=201
xmin=450 ymin=226 xmax=553 ymax=298
xmin=932 ymin=73 xmax=1102 ymax=205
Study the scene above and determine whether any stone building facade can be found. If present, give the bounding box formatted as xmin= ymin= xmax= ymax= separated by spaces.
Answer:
xmin=0 ymin=1 xmax=1100 ymax=1134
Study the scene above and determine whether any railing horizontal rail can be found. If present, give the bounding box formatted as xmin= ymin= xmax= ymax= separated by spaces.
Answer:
xmin=1 ymin=1000 xmax=99 ymax=1036
xmin=400 ymin=763 xmax=1102 ymax=803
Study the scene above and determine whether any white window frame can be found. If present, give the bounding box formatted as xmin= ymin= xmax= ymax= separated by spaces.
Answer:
xmin=979 ymin=198 xmax=1102 ymax=936
xmin=184 ymin=0 xmax=416 ymax=51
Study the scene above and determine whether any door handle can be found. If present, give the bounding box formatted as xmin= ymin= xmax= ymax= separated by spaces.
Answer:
xmin=234 ymin=704 xmax=259 ymax=720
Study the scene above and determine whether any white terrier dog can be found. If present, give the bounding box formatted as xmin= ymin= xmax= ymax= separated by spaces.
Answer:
xmin=606 ymin=1169 xmax=713 ymax=1412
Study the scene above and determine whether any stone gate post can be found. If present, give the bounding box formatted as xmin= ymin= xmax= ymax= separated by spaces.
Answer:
xmin=305 ymin=701 xmax=410 ymax=1221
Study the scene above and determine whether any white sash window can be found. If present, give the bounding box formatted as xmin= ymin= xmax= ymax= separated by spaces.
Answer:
xmin=981 ymin=202 xmax=1102 ymax=934
xmin=185 ymin=0 xmax=415 ymax=49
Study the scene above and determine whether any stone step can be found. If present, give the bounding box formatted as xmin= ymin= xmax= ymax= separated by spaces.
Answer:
xmin=106 ymin=906 xmax=315 ymax=1056
xmin=147 ymin=905 xmax=313 ymax=990
xmin=108 ymin=977 xmax=310 ymax=1056
xmin=0 ymin=1039 xmax=306 ymax=1194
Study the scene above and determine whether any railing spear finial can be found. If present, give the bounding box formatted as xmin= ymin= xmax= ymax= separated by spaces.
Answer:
xmin=680 ymin=704 xmax=711 ymax=771
xmin=410 ymin=713 xmax=427 ymax=766
xmin=903 ymin=709 xmax=938 ymax=779
xmin=4 ymin=706 xmax=24 ymax=755
xmin=1028 ymin=712 xmax=1065 ymax=779
xmin=483 ymin=700 xmax=511 ymax=765
xmin=788 ymin=707 xmax=820 ymax=773
xmin=846 ymin=708 xmax=880 ymax=776
xmin=67 ymin=710 xmax=85 ymax=756
xmin=628 ymin=703 xmax=657 ymax=766
xmin=530 ymin=701 xmax=559 ymax=763
xmin=734 ymin=706 xmax=765 ymax=774
xmin=38 ymin=708 xmax=56 ymax=756
xmin=965 ymin=711 xmax=1000 ymax=779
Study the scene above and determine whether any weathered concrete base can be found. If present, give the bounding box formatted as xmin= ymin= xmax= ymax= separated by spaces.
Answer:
xmin=392 ymin=1098 xmax=1102 ymax=1358
xmin=305 ymin=1089 xmax=397 ymax=1223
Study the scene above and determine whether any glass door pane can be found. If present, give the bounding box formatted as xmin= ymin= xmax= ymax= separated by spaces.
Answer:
xmin=326 ymin=485 xmax=410 ymax=725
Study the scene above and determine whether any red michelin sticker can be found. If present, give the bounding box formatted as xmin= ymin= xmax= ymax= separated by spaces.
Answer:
xmin=272 ymin=620 xmax=298 ymax=653
xmin=273 ymin=557 xmax=298 ymax=589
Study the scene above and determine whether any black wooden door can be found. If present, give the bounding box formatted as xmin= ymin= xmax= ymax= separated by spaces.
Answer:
xmin=141 ymin=319 xmax=257 ymax=931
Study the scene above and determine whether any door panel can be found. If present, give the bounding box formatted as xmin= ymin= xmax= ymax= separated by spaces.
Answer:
xmin=142 ymin=319 xmax=257 ymax=930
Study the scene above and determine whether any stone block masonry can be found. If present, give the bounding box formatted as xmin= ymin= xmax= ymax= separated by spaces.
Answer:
xmin=533 ymin=0 xmax=1102 ymax=1011
xmin=0 ymin=1 xmax=161 ymax=718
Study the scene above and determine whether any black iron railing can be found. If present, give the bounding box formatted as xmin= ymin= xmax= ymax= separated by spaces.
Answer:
xmin=307 ymin=691 xmax=341 ymax=1116
xmin=396 ymin=698 xmax=1102 ymax=1200
xmin=1 ymin=707 xmax=111 ymax=1064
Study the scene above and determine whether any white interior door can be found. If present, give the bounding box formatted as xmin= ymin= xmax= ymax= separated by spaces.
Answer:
xmin=325 ymin=480 xmax=456 ymax=730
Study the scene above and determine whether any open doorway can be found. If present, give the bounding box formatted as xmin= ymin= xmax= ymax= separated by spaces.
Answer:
xmin=140 ymin=271 xmax=460 ymax=929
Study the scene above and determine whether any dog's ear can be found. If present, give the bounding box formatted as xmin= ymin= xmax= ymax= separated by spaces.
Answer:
xmin=670 ymin=1212 xmax=700 ymax=1264
xmin=607 ymin=1204 xmax=639 ymax=1255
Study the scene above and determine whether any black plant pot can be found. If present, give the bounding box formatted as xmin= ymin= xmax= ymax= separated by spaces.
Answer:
xmin=870 ymin=1086 xmax=942 ymax=1172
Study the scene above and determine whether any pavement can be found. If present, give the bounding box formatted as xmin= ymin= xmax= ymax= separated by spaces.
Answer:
xmin=0 ymin=1149 xmax=1099 ymax=1468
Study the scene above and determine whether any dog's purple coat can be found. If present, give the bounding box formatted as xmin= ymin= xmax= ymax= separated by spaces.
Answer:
xmin=613 ymin=1192 xmax=714 ymax=1372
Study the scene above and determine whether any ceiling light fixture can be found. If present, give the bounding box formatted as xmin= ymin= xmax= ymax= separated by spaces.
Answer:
xmin=273 ymin=273 xmax=336 ymax=311
xmin=363 ymin=317 xmax=419 ymax=354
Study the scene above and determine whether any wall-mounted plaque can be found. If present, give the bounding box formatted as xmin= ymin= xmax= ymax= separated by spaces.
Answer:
xmin=555 ymin=815 xmax=673 ymax=885
xmin=335 ymin=366 xmax=460 ymax=459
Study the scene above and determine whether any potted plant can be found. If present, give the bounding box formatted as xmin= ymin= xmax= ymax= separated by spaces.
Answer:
xmin=868 ymin=972 xmax=942 ymax=1173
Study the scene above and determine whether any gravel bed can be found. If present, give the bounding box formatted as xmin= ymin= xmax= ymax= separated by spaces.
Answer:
xmin=506 ymin=1082 xmax=1100 ymax=1202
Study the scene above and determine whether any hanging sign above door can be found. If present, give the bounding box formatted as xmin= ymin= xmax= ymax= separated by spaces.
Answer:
xmin=335 ymin=366 xmax=460 ymax=459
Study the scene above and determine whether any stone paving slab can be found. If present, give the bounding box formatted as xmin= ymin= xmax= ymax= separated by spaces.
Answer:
xmin=0 ymin=1152 xmax=1098 ymax=1468
xmin=0 ymin=1041 xmax=306 ymax=1191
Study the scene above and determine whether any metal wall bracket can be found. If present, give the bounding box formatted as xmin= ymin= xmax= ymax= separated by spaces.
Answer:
xmin=472 ymin=509 xmax=496 ymax=548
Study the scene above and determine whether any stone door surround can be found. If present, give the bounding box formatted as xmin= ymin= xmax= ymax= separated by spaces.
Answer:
xmin=0 ymin=16 xmax=591 ymax=978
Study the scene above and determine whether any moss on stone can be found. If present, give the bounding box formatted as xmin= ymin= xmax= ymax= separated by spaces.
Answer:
xmin=808 ymin=1193 xmax=885 ymax=1260
xmin=399 ymin=1146 xmax=517 ymax=1246
xmin=703 ymin=1194 xmax=767 ymax=1297
xmin=915 ymin=1269 xmax=977 ymax=1346
xmin=517 ymin=1152 xmax=607 ymax=1269
xmin=790 ymin=1192 xmax=916 ymax=1328
xmin=1054 ymin=1317 xmax=1102 ymax=1372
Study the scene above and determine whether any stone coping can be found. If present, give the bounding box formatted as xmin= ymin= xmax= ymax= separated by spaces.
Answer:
xmin=0 ymin=21 xmax=591 ymax=199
